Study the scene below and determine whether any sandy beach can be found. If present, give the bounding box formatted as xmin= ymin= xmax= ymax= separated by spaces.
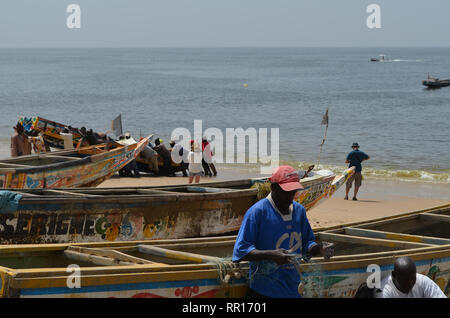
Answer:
xmin=99 ymin=167 xmax=450 ymax=230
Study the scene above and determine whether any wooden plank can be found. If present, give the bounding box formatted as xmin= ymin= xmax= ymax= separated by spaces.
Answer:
xmin=10 ymin=268 xmax=223 ymax=290
xmin=0 ymin=162 xmax=33 ymax=168
xmin=137 ymin=245 xmax=221 ymax=264
xmin=315 ymin=204 xmax=450 ymax=233
xmin=318 ymin=232 xmax=433 ymax=249
xmin=44 ymin=155 xmax=80 ymax=161
xmin=64 ymin=250 xmax=135 ymax=266
xmin=344 ymin=227 xmax=450 ymax=245
xmin=67 ymin=246 xmax=155 ymax=265
xmin=420 ymin=213 xmax=450 ymax=223
xmin=42 ymin=189 xmax=101 ymax=197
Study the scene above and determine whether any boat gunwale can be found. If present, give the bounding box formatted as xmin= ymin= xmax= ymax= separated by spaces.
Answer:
xmin=0 ymin=136 xmax=149 ymax=175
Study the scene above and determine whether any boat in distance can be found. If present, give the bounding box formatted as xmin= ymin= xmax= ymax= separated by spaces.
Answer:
xmin=422 ymin=75 xmax=450 ymax=89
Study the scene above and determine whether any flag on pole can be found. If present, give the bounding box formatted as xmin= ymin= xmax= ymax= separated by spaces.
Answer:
xmin=321 ymin=109 xmax=329 ymax=127
xmin=111 ymin=114 xmax=123 ymax=137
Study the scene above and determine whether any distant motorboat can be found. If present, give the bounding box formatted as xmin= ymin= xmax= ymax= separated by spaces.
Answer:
xmin=370 ymin=54 xmax=387 ymax=62
xmin=422 ymin=74 xmax=450 ymax=89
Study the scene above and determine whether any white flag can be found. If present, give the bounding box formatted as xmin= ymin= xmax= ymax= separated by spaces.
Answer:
xmin=111 ymin=114 xmax=123 ymax=137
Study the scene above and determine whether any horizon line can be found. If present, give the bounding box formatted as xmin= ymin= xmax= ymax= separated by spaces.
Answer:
xmin=1 ymin=45 xmax=450 ymax=49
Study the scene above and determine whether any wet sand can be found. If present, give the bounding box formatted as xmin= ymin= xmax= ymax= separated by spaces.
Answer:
xmin=99 ymin=168 xmax=450 ymax=229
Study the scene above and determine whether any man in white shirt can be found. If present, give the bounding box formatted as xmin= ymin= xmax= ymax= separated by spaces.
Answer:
xmin=374 ymin=256 xmax=446 ymax=298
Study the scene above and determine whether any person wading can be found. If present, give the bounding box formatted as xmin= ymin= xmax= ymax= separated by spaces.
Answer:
xmin=345 ymin=142 xmax=370 ymax=201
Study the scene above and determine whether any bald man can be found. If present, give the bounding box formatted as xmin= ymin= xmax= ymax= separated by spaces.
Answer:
xmin=375 ymin=257 xmax=446 ymax=298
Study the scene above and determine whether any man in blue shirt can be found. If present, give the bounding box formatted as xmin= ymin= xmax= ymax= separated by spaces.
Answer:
xmin=232 ymin=165 xmax=335 ymax=298
xmin=345 ymin=142 xmax=370 ymax=201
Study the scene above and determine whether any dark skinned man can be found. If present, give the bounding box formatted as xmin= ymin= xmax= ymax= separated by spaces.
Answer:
xmin=375 ymin=256 xmax=446 ymax=298
xmin=232 ymin=165 xmax=334 ymax=298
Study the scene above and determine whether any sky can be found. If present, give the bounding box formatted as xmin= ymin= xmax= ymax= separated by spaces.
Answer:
xmin=0 ymin=0 xmax=449 ymax=47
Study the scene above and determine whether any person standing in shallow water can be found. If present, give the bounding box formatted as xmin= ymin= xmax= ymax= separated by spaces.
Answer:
xmin=345 ymin=142 xmax=370 ymax=201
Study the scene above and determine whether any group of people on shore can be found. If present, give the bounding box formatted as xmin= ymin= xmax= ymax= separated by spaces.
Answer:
xmin=119 ymin=135 xmax=218 ymax=183
xmin=9 ymin=121 xmax=218 ymax=183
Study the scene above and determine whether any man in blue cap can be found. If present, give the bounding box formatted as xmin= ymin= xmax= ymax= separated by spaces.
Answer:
xmin=345 ymin=142 xmax=370 ymax=201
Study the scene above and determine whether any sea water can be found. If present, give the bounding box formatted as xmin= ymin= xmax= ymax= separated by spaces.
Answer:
xmin=0 ymin=48 xmax=449 ymax=184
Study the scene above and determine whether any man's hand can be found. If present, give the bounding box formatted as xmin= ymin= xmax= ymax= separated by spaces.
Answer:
xmin=268 ymin=249 xmax=293 ymax=265
xmin=320 ymin=242 xmax=335 ymax=260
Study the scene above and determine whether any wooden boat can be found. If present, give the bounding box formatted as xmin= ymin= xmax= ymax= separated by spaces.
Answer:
xmin=422 ymin=76 xmax=450 ymax=89
xmin=0 ymin=204 xmax=447 ymax=298
xmin=0 ymin=136 xmax=151 ymax=189
xmin=19 ymin=117 xmax=87 ymax=149
xmin=0 ymin=168 xmax=354 ymax=244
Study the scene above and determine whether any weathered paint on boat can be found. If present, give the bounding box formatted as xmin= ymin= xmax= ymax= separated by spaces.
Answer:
xmin=0 ymin=188 xmax=257 ymax=243
xmin=0 ymin=169 xmax=352 ymax=244
xmin=19 ymin=116 xmax=85 ymax=149
xmin=0 ymin=136 xmax=150 ymax=189
xmin=0 ymin=204 xmax=447 ymax=298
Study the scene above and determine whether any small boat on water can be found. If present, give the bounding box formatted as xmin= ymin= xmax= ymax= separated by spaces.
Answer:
xmin=422 ymin=75 xmax=450 ymax=88
xmin=370 ymin=54 xmax=387 ymax=62
xmin=0 ymin=136 xmax=151 ymax=189
xmin=0 ymin=168 xmax=354 ymax=244
xmin=0 ymin=204 xmax=447 ymax=298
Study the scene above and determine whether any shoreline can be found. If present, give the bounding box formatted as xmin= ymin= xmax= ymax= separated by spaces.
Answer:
xmin=99 ymin=169 xmax=449 ymax=229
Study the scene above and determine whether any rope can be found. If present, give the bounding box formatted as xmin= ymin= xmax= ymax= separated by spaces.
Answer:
xmin=210 ymin=258 xmax=247 ymax=286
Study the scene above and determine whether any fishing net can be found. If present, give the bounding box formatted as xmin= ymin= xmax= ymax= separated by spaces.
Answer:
xmin=210 ymin=255 xmax=329 ymax=298
xmin=251 ymin=180 xmax=272 ymax=201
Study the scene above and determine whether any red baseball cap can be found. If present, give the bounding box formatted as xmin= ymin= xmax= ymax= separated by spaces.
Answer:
xmin=269 ymin=165 xmax=304 ymax=192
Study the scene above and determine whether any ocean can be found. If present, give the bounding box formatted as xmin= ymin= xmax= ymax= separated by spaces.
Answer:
xmin=0 ymin=48 xmax=449 ymax=184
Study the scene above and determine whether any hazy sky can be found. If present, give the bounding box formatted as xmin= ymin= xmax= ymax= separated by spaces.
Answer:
xmin=0 ymin=0 xmax=449 ymax=47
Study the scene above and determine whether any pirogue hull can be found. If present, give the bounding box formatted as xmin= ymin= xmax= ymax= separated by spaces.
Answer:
xmin=0 ymin=137 xmax=150 ymax=189
xmin=0 ymin=168 xmax=354 ymax=244
xmin=0 ymin=204 xmax=447 ymax=298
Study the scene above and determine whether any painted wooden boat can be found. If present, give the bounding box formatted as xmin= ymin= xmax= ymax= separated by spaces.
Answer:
xmin=0 ymin=136 xmax=151 ymax=189
xmin=294 ymin=204 xmax=450 ymax=297
xmin=0 ymin=204 xmax=447 ymax=298
xmin=0 ymin=168 xmax=353 ymax=244
xmin=19 ymin=116 xmax=88 ymax=149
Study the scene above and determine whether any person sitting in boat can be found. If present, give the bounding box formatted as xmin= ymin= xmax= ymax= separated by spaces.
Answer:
xmin=10 ymin=122 xmax=32 ymax=157
xmin=374 ymin=256 xmax=446 ymax=298
xmin=232 ymin=165 xmax=335 ymax=298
